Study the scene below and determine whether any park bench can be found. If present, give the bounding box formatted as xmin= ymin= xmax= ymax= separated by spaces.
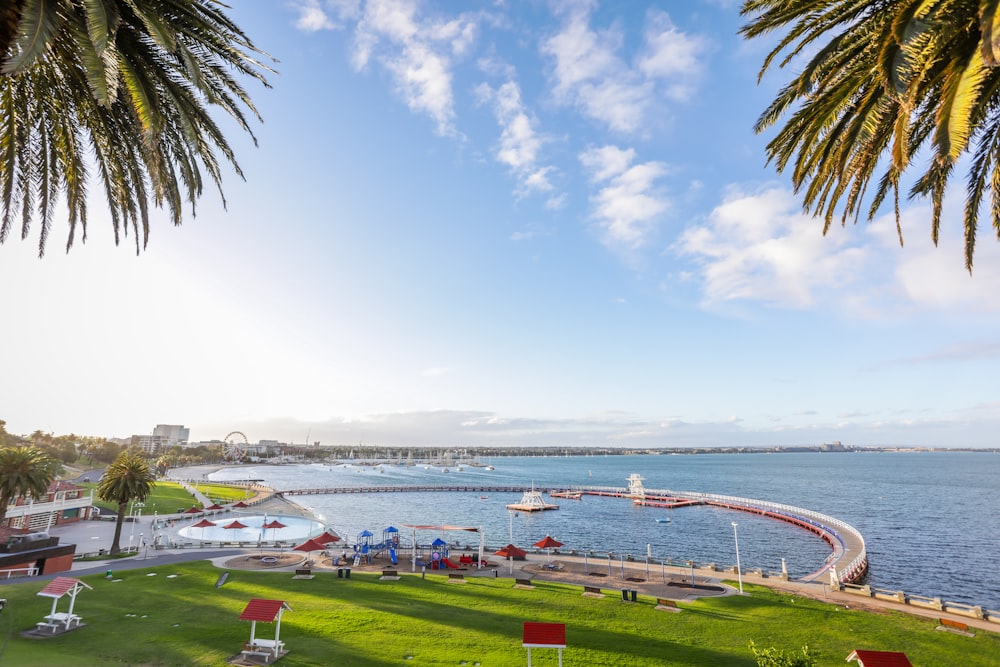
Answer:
xmin=937 ymin=618 xmax=974 ymax=636
xmin=515 ymin=578 xmax=534 ymax=588
xmin=655 ymin=598 xmax=681 ymax=612
xmin=582 ymin=585 xmax=604 ymax=597
xmin=381 ymin=570 xmax=400 ymax=580
xmin=293 ymin=569 xmax=314 ymax=579
xmin=448 ymin=572 xmax=465 ymax=582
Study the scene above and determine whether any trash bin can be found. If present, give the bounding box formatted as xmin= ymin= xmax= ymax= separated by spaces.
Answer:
xmin=337 ymin=568 xmax=343 ymax=578
xmin=345 ymin=568 xmax=351 ymax=578
xmin=105 ymin=570 xmax=113 ymax=579
xmin=630 ymin=589 xmax=637 ymax=602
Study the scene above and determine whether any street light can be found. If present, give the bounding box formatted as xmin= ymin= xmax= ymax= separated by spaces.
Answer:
xmin=731 ymin=522 xmax=743 ymax=594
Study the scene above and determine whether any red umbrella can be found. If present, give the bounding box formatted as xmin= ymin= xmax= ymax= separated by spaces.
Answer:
xmin=533 ymin=535 xmax=563 ymax=549
xmin=262 ymin=520 xmax=286 ymax=543
xmin=232 ymin=501 xmax=249 ymax=508
xmin=224 ymin=520 xmax=248 ymax=530
xmin=293 ymin=538 xmax=328 ymax=564
xmin=533 ymin=535 xmax=563 ymax=561
xmin=191 ymin=518 xmax=215 ymax=541
xmin=205 ymin=503 xmax=224 ymax=510
xmin=183 ymin=506 xmax=203 ymax=514
xmin=314 ymin=530 xmax=341 ymax=545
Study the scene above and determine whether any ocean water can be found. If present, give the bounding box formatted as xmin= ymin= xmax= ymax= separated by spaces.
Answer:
xmin=207 ymin=451 xmax=1000 ymax=609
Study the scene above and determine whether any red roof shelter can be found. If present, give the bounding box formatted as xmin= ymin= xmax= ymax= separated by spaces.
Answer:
xmin=239 ymin=598 xmax=292 ymax=661
xmin=35 ymin=577 xmax=92 ymax=633
xmin=846 ymin=650 xmax=914 ymax=667
xmin=523 ymin=622 xmax=566 ymax=666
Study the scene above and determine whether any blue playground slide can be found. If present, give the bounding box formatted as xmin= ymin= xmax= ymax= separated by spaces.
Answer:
xmin=389 ymin=548 xmax=398 ymax=565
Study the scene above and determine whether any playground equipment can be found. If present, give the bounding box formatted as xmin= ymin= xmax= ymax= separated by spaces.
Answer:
xmin=353 ymin=526 xmax=402 ymax=565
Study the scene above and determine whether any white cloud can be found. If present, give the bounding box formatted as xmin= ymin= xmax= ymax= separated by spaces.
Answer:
xmin=676 ymin=186 xmax=868 ymax=308
xmin=352 ymin=0 xmax=479 ymax=135
xmin=580 ymin=145 xmax=669 ymax=248
xmin=676 ymin=185 xmax=1000 ymax=312
xmin=477 ymin=80 xmax=558 ymax=197
xmin=637 ymin=10 xmax=709 ymax=100
xmin=293 ymin=0 xmax=361 ymax=31
xmin=542 ymin=6 xmax=708 ymax=132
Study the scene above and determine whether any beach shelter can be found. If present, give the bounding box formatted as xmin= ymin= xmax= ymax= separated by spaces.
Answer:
xmin=262 ymin=519 xmax=286 ymax=542
xmin=495 ymin=543 xmax=527 ymax=560
xmin=224 ymin=519 xmax=248 ymax=530
xmin=232 ymin=501 xmax=249 ymax=508
xmin=314 ymin=530 xmax=341 ymax=545
xmin=205 ymin=503 xmax=224 ymax=511
xmin=846 ymin=650 xmax=913 ymax=667
xmin=239 ymin=598 xmax=292 ymax=660
xmin=293 ymin=538 xmax=328 ymax=564
xmin=191 ymin=518 xmax=215 ymax=541
xmin=534 ymin=535 xmax=563 ymax=561
xmin=36 ymin=577 xmax=92 ymax=632
xmin=183 ymin=506 xmax=203 ymax=515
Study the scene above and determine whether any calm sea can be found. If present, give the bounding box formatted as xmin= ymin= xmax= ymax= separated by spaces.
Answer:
xmin=208 ymin=451 xmax=1000 ymax=610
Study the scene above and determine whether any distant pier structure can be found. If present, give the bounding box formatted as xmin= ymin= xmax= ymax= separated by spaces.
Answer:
xmin=278 ymin=474 xmax=868 ymax=584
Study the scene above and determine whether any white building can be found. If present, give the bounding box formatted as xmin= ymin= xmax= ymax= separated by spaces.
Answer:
xmin=153 ymin=424 xmax=190 ymax=446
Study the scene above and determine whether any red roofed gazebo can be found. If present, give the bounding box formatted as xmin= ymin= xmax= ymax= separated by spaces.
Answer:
xmin=35 ymin=577 xmax=92 ymax=633
xmin=523 ymin=621 xmax=566 ymax=666
xmin=846 ymin=650 xmax=913 ymax=667
xmin=239 ymin=598 xmax=292 ymax=661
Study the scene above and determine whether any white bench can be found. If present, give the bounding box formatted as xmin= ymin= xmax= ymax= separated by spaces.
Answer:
xmin=36 ymin=612 xmax=82 ymax=632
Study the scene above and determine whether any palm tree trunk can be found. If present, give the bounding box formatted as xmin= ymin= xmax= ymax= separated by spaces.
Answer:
xmin=110 ymin=501 xmax=126 ymax=555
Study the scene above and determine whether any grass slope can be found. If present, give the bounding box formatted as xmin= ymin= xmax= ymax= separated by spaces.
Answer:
xmin=79 ymin=481 xmax=197 ymax=515
xmin=0 ymin=562 xmax=994 ymax=666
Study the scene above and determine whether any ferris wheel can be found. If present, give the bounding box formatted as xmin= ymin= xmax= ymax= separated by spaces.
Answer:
xmin=223 ymin=431 xmax=249 ymax=462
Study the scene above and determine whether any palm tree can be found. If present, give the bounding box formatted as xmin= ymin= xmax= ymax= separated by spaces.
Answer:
xmin=0 ymin=0 xmax=273 ymax=255
xmin=0 ymin=446 xmax=57 ymax=526
xmin=97 ymin=449 xmax=156 ymax=555
xmin=741 ymin=1 xmax=1000 ymax=270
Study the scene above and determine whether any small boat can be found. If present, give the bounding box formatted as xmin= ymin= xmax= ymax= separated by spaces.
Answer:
xmin=479 ymin=496 xmax=489 ymax=500
xmin=485 ymin=465 xmax=495 ymax=471
xmin=655 ymin=518 xmax=671 ymax=524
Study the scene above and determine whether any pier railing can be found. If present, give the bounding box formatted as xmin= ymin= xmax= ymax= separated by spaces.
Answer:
xmin=560 ymin=485 xmax=868 ymax=585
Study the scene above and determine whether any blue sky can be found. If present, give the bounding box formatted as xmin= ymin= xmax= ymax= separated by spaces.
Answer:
xmin=2 ymin=0 xmax=999 ymax=448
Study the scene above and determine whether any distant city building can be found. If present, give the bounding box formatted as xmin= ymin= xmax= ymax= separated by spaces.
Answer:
xmin=152 ymin=424 xmax=190 ymax=446
xmin=131 ymin=434 xmax=164 ymax=455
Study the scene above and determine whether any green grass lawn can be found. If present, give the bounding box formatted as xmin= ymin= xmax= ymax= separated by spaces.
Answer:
xmin=0 ymin=563 xmax=995 ymax=666
xmin=79 ymin=481 xmax=197 ymax=515
xmin=193 ymin=482 xmax=256 ymax=505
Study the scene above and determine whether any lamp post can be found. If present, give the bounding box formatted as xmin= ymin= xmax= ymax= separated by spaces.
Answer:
xmin=731 ymin=522 xmax=743 ymax=594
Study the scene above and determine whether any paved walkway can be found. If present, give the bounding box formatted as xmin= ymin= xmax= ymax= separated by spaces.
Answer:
xmin=13 ymin=484 xmax=997 ymax=636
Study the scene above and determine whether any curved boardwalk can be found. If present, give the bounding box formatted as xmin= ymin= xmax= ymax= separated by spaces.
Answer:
xmin=277 ymin=484 xmax=868 ymax=584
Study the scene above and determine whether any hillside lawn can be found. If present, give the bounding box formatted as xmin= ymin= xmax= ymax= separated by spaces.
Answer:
xmin=0 ymin=562 xmax=995 ymax=666
xmin=79 ymin=481 xmax=198 ymax=515
xmin=192 ymin=483 xmax=254 ymax=505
